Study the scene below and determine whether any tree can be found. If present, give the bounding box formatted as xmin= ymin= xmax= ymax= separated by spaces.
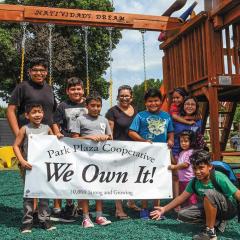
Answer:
xmin=0 ymin=0 xmax=121 ymax=101
xmin=132 ymin=79 xmax=162 ymax=112
xmin=0 ymin=106 xmax=7 ymax=118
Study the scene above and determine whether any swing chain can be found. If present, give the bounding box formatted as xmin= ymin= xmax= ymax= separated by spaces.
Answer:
xmin=140 ymin=30 xmax=147 ymax=92
xmin=47 ymin=24 xmax=54 ymax=86
xmin=20 ymin=22 xmax=28 ymax=82
xmin=83 ymin=26 xmax=90 ymax=95
xmin=107 ymin=27 xmax=113 ymax=107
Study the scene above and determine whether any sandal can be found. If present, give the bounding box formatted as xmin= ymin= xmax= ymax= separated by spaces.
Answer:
xmin=126 ymin=202 xmax=141 ymax=212
xmin=115 ymin=214 xmax=130 ymax=220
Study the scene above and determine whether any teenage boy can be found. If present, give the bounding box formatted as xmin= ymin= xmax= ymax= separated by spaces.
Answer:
xmin=128 ymin=88 xmax=174 ymax=219
xmin=52 ymin=77 xmax=87 ymax=220
xmin=150 ymin=149 xmax=240 ymax=240
xmin=7 ymin=57 xmax=56 ymax=137
xmin=71 ymin=93 xmax=112 ymax=228
xmin=13 ymin=103 xmax=56 ymax=233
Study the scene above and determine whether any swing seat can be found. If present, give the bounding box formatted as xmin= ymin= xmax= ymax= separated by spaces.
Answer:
xmin=0 ymin=146 xmax=18 ymax=168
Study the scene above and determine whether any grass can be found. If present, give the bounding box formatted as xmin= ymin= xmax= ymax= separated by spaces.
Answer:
xmin=0 ymin=171 xmax=240 ymax=240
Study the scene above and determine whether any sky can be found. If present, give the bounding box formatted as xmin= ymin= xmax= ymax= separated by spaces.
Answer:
xmin=0 ymin=0 xmax=204 ymax=112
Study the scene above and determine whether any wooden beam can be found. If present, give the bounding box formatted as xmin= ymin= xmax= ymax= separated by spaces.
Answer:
xmin=0 ymin=4 xmax=183 ymax=31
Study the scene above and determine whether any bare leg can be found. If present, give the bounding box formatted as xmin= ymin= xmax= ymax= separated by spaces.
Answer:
xmin=115 ymin=200 xmax=128 ymax=217
xmin=204 ymin=196 xmax=217 ymax=228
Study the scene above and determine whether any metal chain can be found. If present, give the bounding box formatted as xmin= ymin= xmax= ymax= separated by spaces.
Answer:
xmin=20 ymin=22 xmax=28 ymax=82
xmin=83 ymin=26 xmax=90 ymax=95
xmin=140 ymin=30 xmax=147 ymax=92
xmin=107 ymin=27 xmax=113 ymax=107
xmin=47 ymin=24 xmax=54 ymax=86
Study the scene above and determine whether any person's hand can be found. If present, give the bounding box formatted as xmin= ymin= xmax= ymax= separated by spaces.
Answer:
xmin=145 ymin=140 xmax=152 ymax=144
xmin=99 ymin=135 xmax=110 ymax=141
xmin=87 ymin=135 xmax=101 ymax=141
xmin=20 ymin=159 xmax=32 ymax=170
xmin=168 ymin=164 xmax=175 ymax=171
xmin=187 ymin=120 xmax=195 ymax=125
xmin=150 ymin=206 xmax=165 ymax=220
xmin=56 ymin=132 xmax=64 ymax=139
xmin=167 ymin=139 xmax=174 ymax=148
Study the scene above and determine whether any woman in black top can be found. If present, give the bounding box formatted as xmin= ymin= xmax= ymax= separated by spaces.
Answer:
xmin=106 ymin=85 xmax=140 ymax=219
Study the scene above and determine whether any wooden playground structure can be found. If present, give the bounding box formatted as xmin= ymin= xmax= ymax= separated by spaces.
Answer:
xmin=0 ymin=0 xmax=239 ymax=163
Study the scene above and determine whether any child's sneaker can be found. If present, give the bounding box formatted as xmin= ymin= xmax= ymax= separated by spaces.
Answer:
xmin=82 ymin=218 xmax=94 ymax=228
xmin=39 ymin=221 xmax=56 ymax=231
xmin=140 ymin=209 xmax=149 ymax=220
xmin=192 ymin=227 xmax=217 ymax=240
xmin=20 ymin=223 xmax=32 ymax=233
xmin=50 ymin=209 xmax=76 ymax=223
xmin=95 ymin=216 xmax=112 ymax=226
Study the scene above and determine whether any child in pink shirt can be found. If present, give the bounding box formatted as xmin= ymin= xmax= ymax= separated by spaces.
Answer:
xmin=168 ymin=130 xmax=197 ymax=207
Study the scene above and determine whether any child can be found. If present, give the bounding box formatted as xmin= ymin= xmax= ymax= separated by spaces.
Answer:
xmin=13 ymin=103 xmax=56 ymax=233
xmin=71 ymin=93 xmax=112 ymax=228
xmin=168 ymin=130 xmax=197 ymax=207
xmin=128 ymin=88 xmax=174 ymax=219
xmin=52 ymin=77 xmax=87 ymax=220
xmin=150 ymin=149 xmax=240 ymax=240
xmin=170 ymin=88 xmax=195 ymax=125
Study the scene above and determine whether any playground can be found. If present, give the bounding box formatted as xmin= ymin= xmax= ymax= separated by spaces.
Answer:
xmin=0 ymin=0 xmax=240 ymax=239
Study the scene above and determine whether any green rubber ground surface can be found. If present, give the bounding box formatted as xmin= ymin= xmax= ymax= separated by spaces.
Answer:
xmin=0 ymin=171 xmax=239 ymax=240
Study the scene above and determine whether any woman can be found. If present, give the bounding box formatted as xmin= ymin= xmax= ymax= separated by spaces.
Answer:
xmin=105 ymin=85 xmax=140 ymax=219
xmin=172 ymin=95 xmax=205 ymax=158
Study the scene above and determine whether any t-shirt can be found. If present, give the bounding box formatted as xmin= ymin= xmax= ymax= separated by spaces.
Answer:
xmin=53 ymin=100 xmax=87 ymax=136
xmin=177 ymin=149 xmax=194 ymax=182
xmin=71 ymin=114 xmax=112 ymax=136
xmin=22 ymin=123 xmax=50 ymax=159
xmin=185 ymin=171 xmax=238 ymax=204
xmin=105 ymin=105 xmax=137 ymax=141
xmin=169 ymin=103 xmax=179 ymax=116
xmin=129 ymin=110 xmax=174 ymax=142
xmin=9 ymin=80 xmax=56 ymax=127
xmin=172 ymin=120 xmax=202 ymax=156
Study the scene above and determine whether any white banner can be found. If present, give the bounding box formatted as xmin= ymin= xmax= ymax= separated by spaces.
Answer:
xmin=24 ymin=135 xmax=172 ymax=199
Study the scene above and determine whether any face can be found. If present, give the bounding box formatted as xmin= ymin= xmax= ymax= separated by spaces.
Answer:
xmin=184 ymin=98 xmax=197 ymax=116
xmin=118 ymin=89 xmax=132 ymax=107
xmin=66 ymin=84 xmax=84 ymax=103
xmin=28 ymin=64 xmax=48 ymax=85
xmin=145 ymin=97 xmax=162 ymax=113
xmin=25 ymin=107 xmax=44 ymax=126
xmin=193 ymin=163 xmax=212 ymax=182
xmin=180 ymin=136 xmax=190 ymax=150
xmin=172 ymin=91 xmax=184 ymax=106
xmin=87 ymin=99 xmax=102 ymax=117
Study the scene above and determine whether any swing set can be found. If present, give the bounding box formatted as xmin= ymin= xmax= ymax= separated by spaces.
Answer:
xmin=0 ymin=0 xmax=240 ymax=161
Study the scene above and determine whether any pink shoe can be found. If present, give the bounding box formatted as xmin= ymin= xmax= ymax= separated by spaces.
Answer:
xmin=82 ymin=218 xmax=94 ymax=228
xmin=95 ymin=216 xmax=111 ymax=226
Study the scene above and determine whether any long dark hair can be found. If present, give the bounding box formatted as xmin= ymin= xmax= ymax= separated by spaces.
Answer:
xmin=179 ymin=96 xmax=199 ymax=116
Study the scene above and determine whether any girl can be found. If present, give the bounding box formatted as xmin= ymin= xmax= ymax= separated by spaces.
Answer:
xmin=168 ymin=130 xmax=197 ymax=207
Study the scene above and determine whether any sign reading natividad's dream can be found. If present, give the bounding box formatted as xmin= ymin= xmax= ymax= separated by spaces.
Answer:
xmin=24 ymin=135 xmax=172 ymax=199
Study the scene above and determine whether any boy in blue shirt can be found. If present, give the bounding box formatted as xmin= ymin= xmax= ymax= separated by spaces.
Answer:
xmin=129 ymin=88 xmax=174 ymax=219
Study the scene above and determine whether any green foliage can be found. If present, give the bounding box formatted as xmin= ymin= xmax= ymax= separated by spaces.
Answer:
xmin=0 ymin=106 xmax=7 ymax=118
xmin=132 ymin=79 xmax=162 ymax=112
xmin=0 ymin=0 xmax=121 ymax=101
xmin=234 ymin=105 xmax=240 ymax=123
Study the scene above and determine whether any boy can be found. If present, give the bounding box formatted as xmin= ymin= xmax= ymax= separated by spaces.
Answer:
xmin=71 ymin=93 xmax=112 ymax=228
xmin=128 ymin=88 xmax=174 ymax=219
xmin=13 ymin=103 xmax=56 ymax=233
xmin=52 ymin=77 xmax=87 ymax=220
xmin=7 ymin=57 xmax=56 ymax=137
xmin=150 ymin=149 xmax=240 ymax=240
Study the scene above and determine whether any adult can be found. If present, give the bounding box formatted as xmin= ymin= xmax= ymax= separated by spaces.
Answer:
xmin=7 ymin=57 xmax=56 ymax=136
xmin=172 ymin=96 xmax=204 ymax=158
xmin=105 ymin=85 xmax=140 ymax=219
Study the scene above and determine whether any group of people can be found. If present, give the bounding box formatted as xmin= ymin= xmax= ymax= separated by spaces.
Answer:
xmin=6 ymin=57 xmax=240 ymax=240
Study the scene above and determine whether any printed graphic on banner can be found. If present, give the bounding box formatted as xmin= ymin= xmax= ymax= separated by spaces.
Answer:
xmin=24 ymin=135 xmax=172 ymax=199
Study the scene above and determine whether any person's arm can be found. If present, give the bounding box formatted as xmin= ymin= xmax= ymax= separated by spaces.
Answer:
xmin=128 ymin=130 xmax=150 ymax=143
xmin=234 ymin=190 xmax=240 ymax=201
xmin=7 ymin=105 xmax=19 ymax=137
xmin=167 ymin=132 xmax=174 ymax=148
xmin=150 ymin=191 xmax=191 ymax=220
xmin=13 ymin=127 xmax=32 ymax=170
xmin=172 ymin=114 xmax=195 ymax=125
xmin=168 ymin=162 xmax=189 ymax=171
xmin=52 ymin=123 xmax=64 ymax=138
xmin=108 ymin=120 xmax=114 ymax=133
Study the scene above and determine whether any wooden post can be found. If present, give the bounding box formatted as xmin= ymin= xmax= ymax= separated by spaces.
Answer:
xmin=204 ymin=0 xmax=213 ymax=11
